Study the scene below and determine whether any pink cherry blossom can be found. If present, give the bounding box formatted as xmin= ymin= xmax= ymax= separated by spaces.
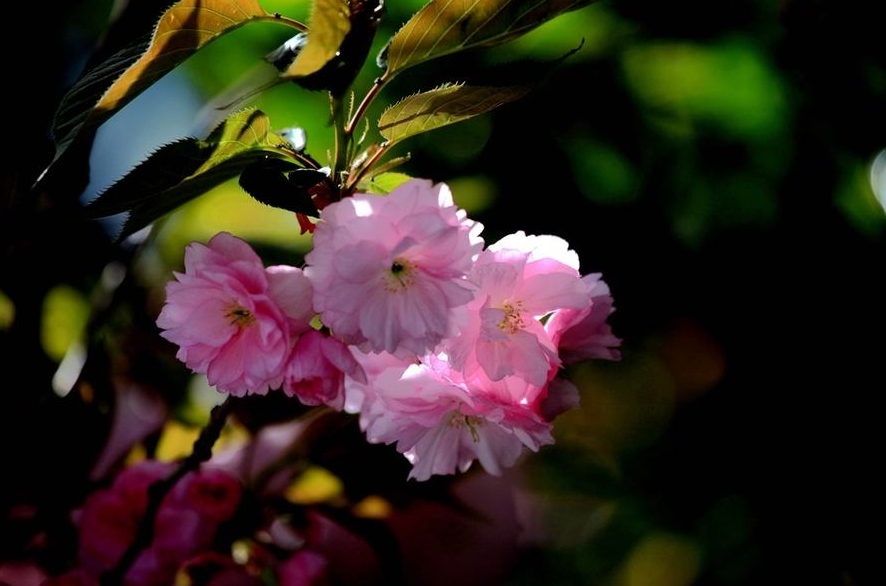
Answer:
xmin=446 ymin=232 xmax=588 ymax=386
xmin=546 ymin=273 xmax=621 ymax=363
xmin=282 ymin=329 xmax=365 ymax=410
xmin=345 ymin=351 xmax=553 ymax=481
xmin=304 ymin=179 xmax=483 ymax=356
xmin=157 ymin=232 xmax=313 ymax=395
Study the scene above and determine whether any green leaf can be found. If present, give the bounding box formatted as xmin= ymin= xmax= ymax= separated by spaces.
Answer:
xmin=239 ymin=159 xmax=323 ymax=215
xmin=283 ymin=0 xmax=351 ymax=78
xmin=384 ymin=0 xmax=596 ymax=76
xmin=51 ymin=0 xmax=277 ymax=165
xmin=86 ymin=109 xmax=293 ymax=239
xmin=378 ymin=83 xmax=529 ymax=144
xmin=358 ymin=172 xmax=413 ymax=194
xmin=52 ymin=38 xmax=149 ymax=152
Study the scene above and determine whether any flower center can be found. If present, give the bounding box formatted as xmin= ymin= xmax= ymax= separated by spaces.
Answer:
xmin=448 ymin=413 xmax=483 ymax=443
xmin=497 ymin=301 xmax=526 ymax=334
xmin=226 ymin=305 xmax=255 ymax=327
xmin=383 ymin=257 xmax=416 ymax=292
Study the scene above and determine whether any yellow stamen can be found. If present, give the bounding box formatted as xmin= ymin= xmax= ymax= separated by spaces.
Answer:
xmin=497 ymin=301 xmax=526 ymax=334
xmin=226 ymin=306 xmax=255 ymax=327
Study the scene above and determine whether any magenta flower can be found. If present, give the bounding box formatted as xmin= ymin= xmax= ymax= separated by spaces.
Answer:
xmin=276 ymin=550 xmax=329 ymax=586
xmin=304 ymin=179 xmax=483 ymax=355
xmin=157 ymin=232 xmax=313 ymax=395
xmin=346 ymin=351 xmax=553 ymax=481
xmin=76 ymin=462 xmax=243 ymax=586
xmin=41 ymin=570 xmax=98 ymax=586
xmin=547 ymin=273 xmax=622 ymax=363
xmin=446 ymin=232 xmax=588 ymax=386
xmin=282 ymin=329 xmax=366 ymax=410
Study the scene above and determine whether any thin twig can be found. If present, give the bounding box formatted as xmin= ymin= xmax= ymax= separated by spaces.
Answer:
xmin=101 ymin=396 xmax=237 ymax=586
xmin=345 ymin=73 xmax=389 ymax=137
xmin=344 ymin=142 xmax=390 ymax=195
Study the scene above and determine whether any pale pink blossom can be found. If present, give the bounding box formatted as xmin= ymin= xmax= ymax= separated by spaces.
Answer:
xmin=345 ymin=351 xmax=553 ymax=481
xmin=546 ymin=273 xmax=621 ymax=363
xmin=446 ymin=232 xmax=587 ymax=386
xmin=157 ymin=232 xmax=313 ymax=395
xmin=305 ymin=179 xmax=483 ymax=355
xmin=282 ymin=330 xmax=365 ymax=410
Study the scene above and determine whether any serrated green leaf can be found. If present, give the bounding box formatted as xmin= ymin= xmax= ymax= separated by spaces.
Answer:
xmin=52 ymin=38 xmax=149 ymax=149
xmin=283 ymin=0 xmax=351 ymax=78
xmin=87 ymin=109 xmax=293 ymax=239
xmin=378 ymin=83 xmax=529 ymax=144
xmin=50 ymin=0 xmax=279 ymax=168
xmin=239 ymin=160 xmax=322 ymax=214
xmin=384 ymin=0 xmax=596 ymax=76
xmin=358 ymin=172 xmax=413 ymax=194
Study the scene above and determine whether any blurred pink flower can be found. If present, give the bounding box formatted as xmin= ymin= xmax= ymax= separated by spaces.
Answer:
xmin=346 ymin=351 xmax=553 ymax=481
xmin=40 ymin=570 xmax=96 ymax=586
xmin=305 ymin=179 xmax=483 ymax=355
xmin=282 ymin=329 xmax=366 ymax=410
xmin=157 ymin=232 xmax=313 ymax=395
xmin=0 ymin=561 xmax=48 ymax=586
xmin=546 ymin=273 xmax=621 ymax=363
xmin=76 ymin=462 xmax=242 ymax=586
xmin=276 ymin=550 xmax=329 ymax=586
xmin=78 ymin=463 xmax=170 ymax=575
xmin=446 ymin=232 xmax=587 ymax=386
xmin=173 ymin=468 xmax=242 ymax=522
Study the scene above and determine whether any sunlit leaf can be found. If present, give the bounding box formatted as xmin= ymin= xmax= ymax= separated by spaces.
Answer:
xmin=384 ymin=0 xmax=596 ymax=75
xmin=51 ymin=0 xmax=278 ymax=165
xmin=283 ymin=0 xmax=351 ymax=78
xmin=378 ymin=83 xmax=529 ymax=144
xmin=86 ymin=109 xmax=294 ymax=239
xmin=41 ymin=286 xmax=89 ymax=362
xmin=0 ymin=289 xmax=15 ymax=331
xmin=285 ymin=466 xmax=344 ymax=504
xmin=358 ymin=171 xmax=413 ymax=194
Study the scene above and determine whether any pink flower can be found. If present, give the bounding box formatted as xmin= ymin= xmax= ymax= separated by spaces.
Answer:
xmin=41 ymin=570 xmax=97 ymax=586
xmin=346 ymin=351 xmax=553 ymax=481
xmin=537 ymin=377 xmax=581 ymax=421
xmin=546 ymin=273 xmax=621 ymax=363
xmin=305 ymin=179 xmax=483 ymax=355
xmin=157 ymin=232 xmax=313 ymax=395
xmin=446 ymin=232 xmax=588 ymax=386
xmin=76 ymin=462 xmax=243 ymax=586
xmin=78 ymin=463 xmax=170 ymax=575
xmin=276 ymin=550 xmax=329 ymax=586
xmin=282 ymin=329 xmax=366 ymax=410
xmin=174 ymin=468 xmax=242 ymax=522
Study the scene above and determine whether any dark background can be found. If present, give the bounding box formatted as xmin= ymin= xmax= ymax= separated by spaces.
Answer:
xmin=2 ymin=0 xmax=884 ymax=584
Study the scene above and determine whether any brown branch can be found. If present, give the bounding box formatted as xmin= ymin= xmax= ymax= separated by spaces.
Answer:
xmin=101 ymin=396 xmax=237 ymax=586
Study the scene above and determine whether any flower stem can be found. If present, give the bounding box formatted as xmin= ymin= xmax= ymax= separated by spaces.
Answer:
xmin=344 ymin=142 xmax=389 ymax=194
xmin=100 ymin=396 xmax=237 ymax=586
xmin=331 ymin=94 xmax=349 ymax=183
xmin=345 ymin=73 xmax=389 ymax=137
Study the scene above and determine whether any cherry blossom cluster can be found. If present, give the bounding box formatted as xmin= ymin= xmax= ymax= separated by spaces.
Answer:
xmin=158 ymin=179 xmax=620 ymax=480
